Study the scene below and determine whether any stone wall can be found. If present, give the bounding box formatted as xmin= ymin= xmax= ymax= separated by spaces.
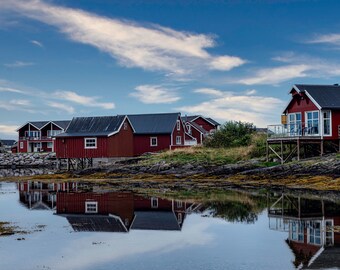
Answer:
xmin=0 ymin=153 xmax=56 ymax=168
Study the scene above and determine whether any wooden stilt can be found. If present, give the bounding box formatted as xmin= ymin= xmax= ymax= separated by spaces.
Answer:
xmin=280 ymin=140 xmax=283 ymax=164
xmin=321 ymin=140 xmax=324 ymax=156
xmin=297 ymin=140 xmax=300 ymax=161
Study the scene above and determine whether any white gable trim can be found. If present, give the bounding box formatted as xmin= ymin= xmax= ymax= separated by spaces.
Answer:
xmin=189 ymin=115 xmax=218 ymax=127
xmin=107 ymin=115 xmax=135 ymax=137
xmin=304 ymin=90 xmax=322 ymax=110
xmin=16 ymin=122 xmax=41 ymax=132
xmin=187 ymin=122 xmax=205 ymax=134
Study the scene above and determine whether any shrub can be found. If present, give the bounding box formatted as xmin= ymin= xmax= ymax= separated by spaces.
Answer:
xmin=204 ymin=121 xmax=256 ymax=148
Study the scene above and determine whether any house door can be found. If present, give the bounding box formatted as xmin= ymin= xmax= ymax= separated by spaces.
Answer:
xmin=33 ymin=143 xmax=41 ymax=152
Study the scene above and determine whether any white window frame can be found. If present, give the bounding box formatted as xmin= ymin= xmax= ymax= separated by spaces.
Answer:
xmin=322 ymin=110 xmax=332 ymax=137
xmin=150 ymin=137 xmax=158 ymax=147
xmin=176 ymin=136 xmax=181 ymax=145
xmin=305 ymin=110 xmax=320 ymax=136
xmin=178 ymin=213 xmax=182 ymax=224
xmin=123 ymin=122 xmax=128 ymax=130
xmin=20 ymin=142 xmax=24 ymax=149
xmin=151 ymin=197 xmax=158 ymax=208
xmin=289 ymin=221 xmax=304 ymax=242
xmin=85 ymin=201 xmax=98 ymax=213
xmin=307 ymin=220 xmax=322 ymax=246
xmin=84 ymin=138 xmax=97 ymax=149
xmin=287 ymin=112 xmax=302 ymax=136
xmin=186 ymin=124 xmax=192 ymax=134
xmin=47 ymin=129 xmax=62 ymax=138
xmin=176 ymin=120 xmax=181 ymax=131
xmin=176 ymin=200 xmax=183 ymax=208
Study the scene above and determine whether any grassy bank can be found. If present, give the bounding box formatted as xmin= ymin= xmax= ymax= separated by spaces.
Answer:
xmin=141 ymin=133 xmax=267 ymax=166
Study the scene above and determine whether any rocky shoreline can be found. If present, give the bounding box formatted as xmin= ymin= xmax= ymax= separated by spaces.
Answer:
xmin=0 ymin=153 xmax=56 ymax=169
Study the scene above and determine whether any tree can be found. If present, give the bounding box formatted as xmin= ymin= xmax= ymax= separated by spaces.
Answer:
xmin=204 ymin=121 xmax=256 ymax=148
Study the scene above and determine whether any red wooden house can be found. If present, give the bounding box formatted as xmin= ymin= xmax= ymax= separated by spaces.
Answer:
xmin=55 ymin=115 xmax=134 ymax=159
xmin=267 ymin=84 xmax=340 ymax=162
xmin=17 ymin=120 xmax=70 ymax=153
xmin=268 ymin=194 xmax=340 ymax=268
xmin=182 ymin=115 xmax=220 ymax=144
xmin=128 ymin=112 xmax=195 ymax=156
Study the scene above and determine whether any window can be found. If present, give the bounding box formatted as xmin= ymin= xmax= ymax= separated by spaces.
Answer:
xmin=84 ymin=138 xmax=97 ymax=149
xmin=176 ymin=136 xmax=181 ymax=145
xmin=288 ymin=113 xmax=301 ymax=136
xmin=25 ymin=131 xmax=40 ymax=138
xmin=325 ymin=220 xmax=334 ymax=246
xmin=177 ymin=120 xmax=181 ymax=131
xmin=306 ymin=111 xmax=319 ymax=135
xmin=47 ymin=142 xmax=53 ymax=149
xmin=178 ymin=213 xmax=182 ymax=224
xmin=151 ymin=197 xmax=158 ymax=208
xmin=176 ymin=200 xmax=183 ymax=208
xmin=290 ymin=221 xmax=304 ymax=242
xmin=85 ymin=201 xmax=98 ymax=213
xmin=20 ymin=142 xmax=24 ymax=149
xmin=323 ymin=111 xmax=331 ymax=136
xmin=150 ymin=137 xmax=157 ymax=147
xmin=47 ymin=130 xmax=62 ymax=138
xmin=123 ymin=122 xmax=128 ymax=130
xmin=186 ymin=124 xmax=192 ymax=134
xmin=308 ymin=221 xmax=322 ymax=245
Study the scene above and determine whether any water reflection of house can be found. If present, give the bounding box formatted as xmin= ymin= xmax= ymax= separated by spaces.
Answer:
xmin=57 ymin=192 xmax=134 ymax=232
xmin=18 ymin=181 xmax=79 ymax=210
xmin=55 ymin=191 xmax=198 ymax=232
xmin=268 ymin=194 xmax=340 ymax=268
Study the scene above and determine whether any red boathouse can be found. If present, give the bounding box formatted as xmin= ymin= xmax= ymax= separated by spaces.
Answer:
xmin=55 ymin=115 xmax=134 ymax=159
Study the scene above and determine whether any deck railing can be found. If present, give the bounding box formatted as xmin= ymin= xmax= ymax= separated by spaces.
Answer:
xmin=19 ymin=136 xmax=52 ymax=141
xmin=267 ymin=123 xmax=319 ymax=138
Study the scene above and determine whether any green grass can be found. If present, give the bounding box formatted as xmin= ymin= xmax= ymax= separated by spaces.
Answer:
xmin=140 ymin=133 xmax=267 ymax=166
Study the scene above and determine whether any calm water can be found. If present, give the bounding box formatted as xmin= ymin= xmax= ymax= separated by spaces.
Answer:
xmin=0 ymin=181 xmax=339 ymax=270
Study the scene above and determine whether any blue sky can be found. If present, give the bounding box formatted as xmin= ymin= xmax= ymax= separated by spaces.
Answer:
xmin=1 ymin=0 xmax=340 ymax=139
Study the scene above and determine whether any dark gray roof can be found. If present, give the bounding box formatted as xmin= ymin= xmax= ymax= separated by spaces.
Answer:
xmin=131 ymin=211 xmax=181 ymax=231
xmin=57 ymin=116 xmax=125 ymax=137
xmin=51 ymin=120 xmax=70 ymax=130
xmin=0 ymin=140 xmax=16 ymax=146
xmin=189 ymin=122 xmax=208 ymax=134
xmin=295 ymin=84 xmax=340 ymax=109
xmin=304 ymin=247 xmax=340 ymax=269
xmin=206 ymin=117 xmax=220 ymax=126
xmin=60 ymin=214 xmax=127 ymax=232
xmin=128 ymin=113 xmax=180 ymax=134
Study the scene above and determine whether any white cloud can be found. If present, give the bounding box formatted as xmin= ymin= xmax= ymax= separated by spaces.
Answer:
xmin=235 ymin=64 xmax=310 ymax=85
xmin=209 ymin=56 xmax=246 ymax=71
xmin=4 ymin=61 xmax=35 ymax=68
xmin=54 ymin=90 xmax=115 ymax=109
xmin=9 ymin=99 xmax=31 ymax=106
xmin=308 ymin=33 xmax=340 ymax=45
xmin=47 ymin=101 xmax=75 ymax=114
xmin=0 ymin=86 xmax=26 ymax=94
xmin=0 ymin=124 xmax=18 ymax=137
xmin=193 ymin=88 xmax=224 ymax=97
xmin=177 ymin=90 xmax=284 ymax=127
xmin=130 ymin=85 xmax=180 ymax=104
xmin=30 ymin=40 xmax=43 ymax=47
xmin=244 ymin=89 xmax=257 ymax=95
xmin=1 ymin=0 xmax=246 ymax=75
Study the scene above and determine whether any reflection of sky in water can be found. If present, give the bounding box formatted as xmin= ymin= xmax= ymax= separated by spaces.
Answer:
xmin=0 ymin=182 xmax=294 ymax=270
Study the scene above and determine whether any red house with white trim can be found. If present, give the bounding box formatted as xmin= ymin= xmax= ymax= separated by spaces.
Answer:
xmin=182 ymin=115 xmax=220 ymax=144
xmin=55 ymin=115 xmax=134 ymax=158
xmin=128 ymin=112 xmax=196 ymax=156
xmin=17 ymin=120 xmax=70 ymax=153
